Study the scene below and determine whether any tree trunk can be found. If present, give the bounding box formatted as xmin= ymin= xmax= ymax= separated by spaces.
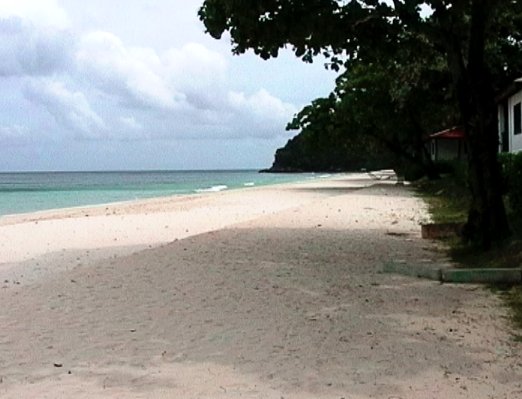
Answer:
xmin=463 ymin=93 xmax=510 ymax=247
xmin=457 ymin=0 xmax=510 ymax=247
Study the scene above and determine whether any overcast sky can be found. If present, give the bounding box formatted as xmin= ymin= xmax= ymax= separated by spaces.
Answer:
xmin=0 ymin=0 xmax=336 ymax=171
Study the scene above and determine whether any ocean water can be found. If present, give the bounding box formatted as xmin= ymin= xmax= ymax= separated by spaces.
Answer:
xmin=0 ymin=170 xmax=320 ymax=217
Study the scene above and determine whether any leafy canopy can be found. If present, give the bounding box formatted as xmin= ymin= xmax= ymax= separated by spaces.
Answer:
xmin=199 ymin=0 xmax=522 ymax=83
xmin=199 ymin=0 xmax=522 ymax=245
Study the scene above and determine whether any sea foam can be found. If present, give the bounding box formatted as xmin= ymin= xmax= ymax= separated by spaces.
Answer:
xmin=195 ymin=185 xmax=228 ymax=193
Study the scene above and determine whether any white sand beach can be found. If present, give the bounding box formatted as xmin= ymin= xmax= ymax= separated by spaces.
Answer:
xmin=0 ymin=174 xmax=520 ymax=398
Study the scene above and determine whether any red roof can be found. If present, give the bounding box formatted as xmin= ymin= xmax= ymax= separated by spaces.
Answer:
xmin=429 ymin=127 xmax=465 ymax=140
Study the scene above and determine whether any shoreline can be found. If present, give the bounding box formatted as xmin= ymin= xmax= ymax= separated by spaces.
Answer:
xmin=0 ymin=171 xmax=344 ymax=222
xmin=0 ymin=173 xmax=520 ymax=398
xmin=0 ymin=173 xmax=365 ymax=280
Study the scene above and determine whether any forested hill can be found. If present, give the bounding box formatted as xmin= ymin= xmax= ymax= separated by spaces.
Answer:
xmin=262 ymin=131 xmax=393 ymax=173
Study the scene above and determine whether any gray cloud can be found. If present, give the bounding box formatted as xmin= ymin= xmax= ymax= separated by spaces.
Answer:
xmin=24 ymin=78 xmax=107 ymax=139
xmin=1 ymin=1 xmax=298 ymax=145
xmin=71 ymin=32 xmax=296 ymax=140
xmin=0 ymin=16 xmax=73 ymax=77
xmin=0 ymin=124 xmax=30 ymax=146
xmin=0 ymin=0 xmax=334 ymax=170
xmin=76 ymin=31 xmax=185 ymax=110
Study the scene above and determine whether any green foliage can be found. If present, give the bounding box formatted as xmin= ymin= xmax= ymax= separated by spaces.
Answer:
xmin=269 ymin=129 xmax=392 ymax=172
xmin=199 ymin=0 xmax=394 ymax=65
xmin=276 ymin=51 xmax=457 ymax=177
xmin=416 ymin=168 xmax=470 ymax=224
xmin=333 ymin=56 xmax=457 ymax=178
xmin=418 ymin=157 xmax=522 ymax=268
xmin=416 ymin=169 xmax=522 ymax=268
xmin=199 ymin=1 xmax=522 ymax=83
xmin=499 ymin=152 xmax=522 ymax=223
xmin=268 ymin=94 xmax=393 ymax=172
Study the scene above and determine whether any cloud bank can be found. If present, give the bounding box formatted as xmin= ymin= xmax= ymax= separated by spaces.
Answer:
xmin=0 ymin=0 xmax=297 ymax=147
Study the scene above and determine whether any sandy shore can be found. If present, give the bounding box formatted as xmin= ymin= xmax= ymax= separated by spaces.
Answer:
xmin=0 ymin=174 xmax=520 ymax=398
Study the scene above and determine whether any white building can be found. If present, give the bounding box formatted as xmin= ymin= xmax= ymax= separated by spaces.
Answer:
xmin=428 ymin=77 xmax=522 ymax=161
xmin=497 ymin=77 xmax=522 ymax=153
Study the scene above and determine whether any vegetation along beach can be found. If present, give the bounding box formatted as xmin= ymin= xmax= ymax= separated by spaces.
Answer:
xmin=1 ymin=0 xmax=522 ymax=398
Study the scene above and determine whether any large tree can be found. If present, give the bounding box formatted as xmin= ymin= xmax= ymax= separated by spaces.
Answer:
xmin=277 ymin=52 xmax=457 ymax=177
xmin=199 ymin=0 xmax=522 ymax=247
xmin=331 ymin=49 xmax=457 ymax=179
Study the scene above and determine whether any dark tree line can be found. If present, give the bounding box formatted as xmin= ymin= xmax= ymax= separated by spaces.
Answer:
xmin=265 ymin=94 xmax=394 ymax=173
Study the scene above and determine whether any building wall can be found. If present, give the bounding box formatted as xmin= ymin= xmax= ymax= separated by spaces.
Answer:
xmin=431 ymin=139 xmax=463 ymax=161
xmin=508 ymin=89 xmax=522 ymax=153
xmin=498 ymin=102 xmax=509 ymax=152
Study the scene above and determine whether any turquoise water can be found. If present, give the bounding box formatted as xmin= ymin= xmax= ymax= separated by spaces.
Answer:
xmin=0 ymin=170 xmax=319 ymax=216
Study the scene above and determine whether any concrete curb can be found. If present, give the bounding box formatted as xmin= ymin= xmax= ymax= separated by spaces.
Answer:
xmin=441 ymin=268 xmax=522 ymax=284
xmin=382 ymin=262 xmax=443 ymax=281
xmin=382 ymin=262 xmax=522 ymax=284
